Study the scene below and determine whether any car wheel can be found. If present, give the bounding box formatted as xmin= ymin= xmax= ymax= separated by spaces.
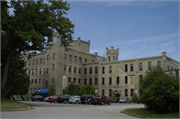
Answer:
xmin=93 ymin=103 xmax=95 ymax=105
xmin=64 ymin=100 xmax=67 ymax=104
xmin=54 ymin=100 xmax=57 ymax=103
xmin=75 ymin=101 xmax=78 ymax=104
xmin=88 ymin=101 xmax=91 ymax=105
xmin=36 ymin=99 xmax=38 ymax=102
xmin=108 ymin=102 xmax=111 ymax=105
xmin=82 ymin=103 xmax=84 ymax=104
xmin=101 ymin=102 xmax=104 ymax=105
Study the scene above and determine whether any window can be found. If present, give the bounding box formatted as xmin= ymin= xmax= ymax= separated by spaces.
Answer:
xmin=84 ymin=68 xmax=87 ymax=74
xmin=74 ymin=78 xmax=76 ymax=84
xmin=39 ymin=79 xmax=41 ymax=84
xmin=116 ymin=57 xmax=117 ymax=61
xmin=157 ymin=61 xmax=161 ymax=68
xmin=84 ymin=79 xmax=87 ymax=85
xmin=44 ymin=58 xmax=45 ymax=64
xmin=130 ymin=64 xmax=133 ymax=71
xmin=69 ymin=55 xmax=72 ymax=61
xmin=79 ymin=57 xmax=81 ymax=63
xmin=139 ymin=63 xmax=142 ymax=71
xmin=95 ymin=67 xmax=98 ymax=73
xmin=89 ymin=67 xmax=92 ymax=74
xmin=33 ymin=60 xmax=35 ymax=65
xmin=64 ymin=54 xmax=66 ymax=59
xmin=74 ymin=56 xmax=77 ymax=62
xmin=167 ymin=63 xmax=169 ymax=70
xmin=74 ymin=67 xmax=76 ymax=73
xmin=53 ymin=53 xmax=55 ymax=59
xmin=139 ymin=75 xmax=142 ymax=80
xmin=52 ymin=77 xmax=54 ymax=83
xmin=36 ymin=68 xmax=38 ymax=75
xmin=47 ymin=55 xmax=49 ymax=60
xmin=102 ymin=89 xmax=104 ymax=96
xmin=43 ymin=79 xmax=44 ymax=84
xmin=102 ymin=77 xmax=105 ymax=85
xmin=39 ymin=68 xmax=41 ymax=74
xmin=117 ymin=77 xmax=119 ymax=84
xmin=95 ymin=78 xmax=98 ymax=85
xmin=125 ymin=89 xmax=128 ymax=96
xmin=29 ymin=60 xmax=31 ymax=65
xmin=108 ymin=56 xmax=110 ymax=61
xmin=148 ymin=62 xmax=151 ymax=70
xmin=78 ymin=78 xmax=81 ymax=84
xmin=31 ymin=79 xmax=33 ymax=84
xmin=113 ymin=56 xmax=115 ymax=61
xmin=68 ymin=77 xmax=71 ymax=82
xmin=52 ymin=64 xmax=55 ymax=70
xmin=79 ymin=67 xmax=81 ymax=74
xmin=29 ymin=69 xmax=31 ymax=75
xmin=26 ymin=61 xmax=28 ymax=66
xmin=34 ymin=88 xmax=36 ymax=93
xmin=32 ymin=69 xmax=34 ymax=75
xmin=131 ymin=89 xmax=133 ymax=96
xmin=109 ymin=77 xmax=112 ymax=85
xmin=35 ymin=79 xmax=37 ymax=84
xmin=46 ymin=80 xmax=48 ymax=86
xmin=109 ymin=66 xmax=112 ymax=73
xmin=36 ymin=59 xmax=38 ymax=64
xmin=89 ymin=78 xmax=92 ymax=85
xmin=125 ymin=76 xmax=128 ymax=84
xmin=64 ymin=65 xmax=66 ymax=71
xmin=109 ymin=89 xmax=111 ymax=96
xmin=46 ymin=68 xmax=48 ymax=74
xmin=85 ymin=58 xmax=87 ymax=63
xmin=125 ymin=64 xmax=128 ymax=72
xmin=69 ymin=66 xmax=72 ymax=72
xmin=40 ymin=59 xmax=42 ymax=64
xmin=102 ymin=67 xmax=105 ymax=74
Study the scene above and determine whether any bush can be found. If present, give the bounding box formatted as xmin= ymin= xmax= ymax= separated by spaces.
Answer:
xmin=131 ymin=93 xmax=138 ymax=103
xmin=139 ymin=66 xmax=179 ymax=114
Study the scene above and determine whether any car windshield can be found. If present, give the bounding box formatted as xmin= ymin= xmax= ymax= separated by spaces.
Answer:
xmin=94 ymin=96 xmax=100 ymax=99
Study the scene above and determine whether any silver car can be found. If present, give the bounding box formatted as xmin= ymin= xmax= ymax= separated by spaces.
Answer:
xmin=44 ymin=97 xmax=49 ymax=102
xmin=68 ymin=96 xmax=81 ymax=104
xmin=119 ymin=97 xmax=132 ymax=103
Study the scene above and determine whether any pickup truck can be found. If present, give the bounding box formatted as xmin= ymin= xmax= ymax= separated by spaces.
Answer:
xmin=91 ymin=96 xmax=111 ymax=105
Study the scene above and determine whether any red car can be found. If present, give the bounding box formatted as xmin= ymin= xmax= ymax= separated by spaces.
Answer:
xmin=48 ymin=95 xmax=59 ymax=103
xmin=91 ymin=96 xmax=111 ymax=105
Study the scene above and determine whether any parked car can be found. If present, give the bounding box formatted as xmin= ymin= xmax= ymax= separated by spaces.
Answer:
xmin=119 ymin=97 xmax=132 ymax=103
xmin=31 ymin=95 xmax=44 ymax=102
xmin=111 ymin=98 xmax=120 ymax=103
xmin=68 ymin=96 xmax=81 ymax=104
xmin=80 ymin=95 xmax=94 ymax=104
xmin=48 ymin=95 xmax=59 ymax=103
xmin=44 ymin=97 xmax=49 ymax=102
xmin=57 ymin=95 xmax=71 ymax=103
xmin=91 ymin=96 xmax=111 ymax=105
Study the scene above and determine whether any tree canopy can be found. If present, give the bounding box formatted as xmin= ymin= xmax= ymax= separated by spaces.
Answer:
xmin=1 ymin=0 xmax=74 ymax=88
xmin=139 ymin=66 xmax=179 ymax=114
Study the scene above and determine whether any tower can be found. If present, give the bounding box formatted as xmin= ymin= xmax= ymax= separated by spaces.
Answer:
xmin=106 ymin=47 xmax=119 ymax=61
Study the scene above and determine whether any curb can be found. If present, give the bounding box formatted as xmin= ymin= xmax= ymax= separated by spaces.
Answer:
xmin=1 ymin=107 xmax=32 ymax=111
xmin=121 ymin=110 xmax=148 ymax=118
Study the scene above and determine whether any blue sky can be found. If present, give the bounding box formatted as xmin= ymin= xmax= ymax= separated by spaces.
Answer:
xmin=7 ymin=0 xmax=179 ymax=61
xmin=65 ymin=0 xmax=179 ymax=61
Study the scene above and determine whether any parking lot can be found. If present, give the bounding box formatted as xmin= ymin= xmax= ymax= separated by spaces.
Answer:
xmin=1 ymin=101 xmax=145 ymax=119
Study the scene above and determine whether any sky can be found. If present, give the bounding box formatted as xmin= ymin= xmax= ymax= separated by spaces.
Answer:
xmin=65 ymin=0 xmax=180 ymax=61
xmin=7 ymin=0 xmax=180 ymax=62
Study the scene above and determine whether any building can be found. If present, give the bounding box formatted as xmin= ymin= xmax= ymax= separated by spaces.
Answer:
xmin=23 ymin=32 xmax=180 ymax=99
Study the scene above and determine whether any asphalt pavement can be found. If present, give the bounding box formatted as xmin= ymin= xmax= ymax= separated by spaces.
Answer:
xmin=1 ymin=101 xmax=145 ymax=119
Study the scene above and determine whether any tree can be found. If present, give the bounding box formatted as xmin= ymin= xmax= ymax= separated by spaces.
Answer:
xmin=139 ymin=66 xmax=179 ymax=114
xmin=65 ymin=82 xmax=79 ymax=95
xmin=1 ymin=0 xmax=74 ymax=88
xmin=48 ymin=83 xmax=56 ymax=96
xmin=80 ymin=85 xmax=95 ymax=95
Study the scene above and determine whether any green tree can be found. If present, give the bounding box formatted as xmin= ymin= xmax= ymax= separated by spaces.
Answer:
xmin=65 ymin=82 xmax=79 ymax=95
xmin=131 ymin=93 xmax=138 ymax=103
xmin=1 ymin=0 xmax=74 ymax=88
xmin=139 ymin=66 xmax=179 ymax=114
xmin=80 ymin=85 xmax=95 ymax=95
xmin=48 ymin=83 xmax=56 ymax=96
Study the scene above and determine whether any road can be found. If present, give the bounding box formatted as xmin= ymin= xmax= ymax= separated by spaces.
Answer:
xmin=1 ymin=101 xmax=145 ymax=119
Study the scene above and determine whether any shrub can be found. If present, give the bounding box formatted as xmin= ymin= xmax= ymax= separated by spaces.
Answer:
xmin=131 ymin=93 xmax=138 ymax=103
xmin=139 ymin=66 xmax=179 ymax=114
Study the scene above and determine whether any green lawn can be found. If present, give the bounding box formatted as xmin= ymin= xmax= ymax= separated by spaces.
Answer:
xmin=121 ymin=108 xmax=179 ymax=118
xmin=1 ymin=98 xmax=31 ymax=111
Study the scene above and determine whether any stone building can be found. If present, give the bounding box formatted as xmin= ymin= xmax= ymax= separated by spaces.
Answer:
xmin=23 ymin=32 xmax=180 ymax=99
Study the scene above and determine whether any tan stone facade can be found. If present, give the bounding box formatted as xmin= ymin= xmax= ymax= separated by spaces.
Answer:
xmin=23 ymin=32 xmax=180 ymax=99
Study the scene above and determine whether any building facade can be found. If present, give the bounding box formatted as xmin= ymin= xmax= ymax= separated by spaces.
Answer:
xmin=23 ymin=32 xmax=180 ymax=99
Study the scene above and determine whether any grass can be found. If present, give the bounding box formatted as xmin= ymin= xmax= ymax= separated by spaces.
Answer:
xmin=121 ymin=108 xmax=179 ymax=118
xmin=1 ymin=98 xmax=31 ymax=111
